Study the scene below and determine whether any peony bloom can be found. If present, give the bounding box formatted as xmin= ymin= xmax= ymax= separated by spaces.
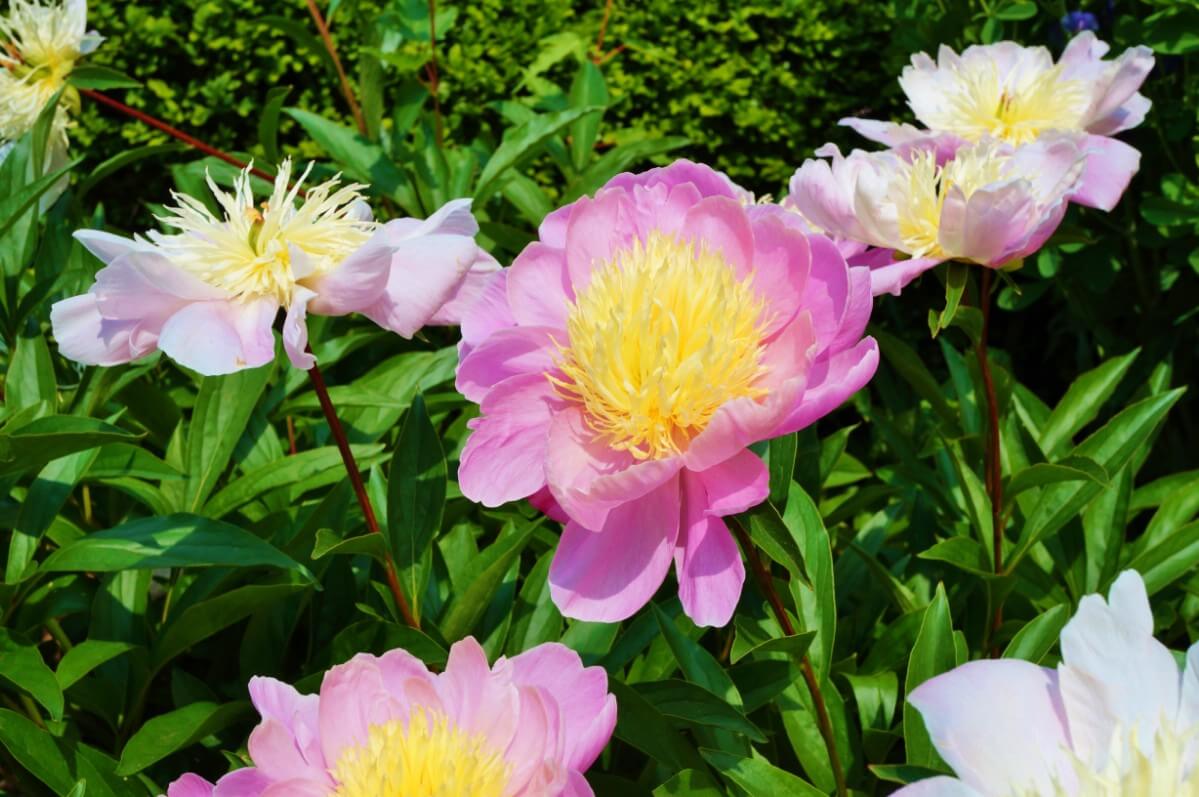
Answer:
xmin=51 ymin=159 xmax=484 ymax=375
xmin=0 ymin=0 xmax=101 ymax=163
xmin=789 ymin=136 xmax=1085 ymax=295
xmin=897 ymin=570 xmax=1199 ymax=796
xmin=455 ymin=160 xmax=878 ymax=626
xmin=162 ymin=638 xmax=616 ymax=797
xmin=842 ymin=32 xmax=1154 ymax=212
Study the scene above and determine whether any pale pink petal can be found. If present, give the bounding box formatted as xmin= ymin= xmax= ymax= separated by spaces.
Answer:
xmin=549 ymin=477 xmax=682 ymax=622
xmin=246 ymin=676 xmax=323 ymax=772
xmin=939 ymin=181 xmax=1036 ymax=266
xmin=545 ymin=406 xmax=682 ymax=531
xmin=73 ymin=229 xmax=149 ymax=264
xmin=303 ymin=237 xmax=391 ymax=316
xmin=502 ymin=686 xmax=562 ymax=795
xmin=460 ymin=268 xmax=515 ymax=353
xmin=1058 ymin=570 xmax=1182 ymax=769
xmin=674 ymin=471 xmax=744 ymax=627
xmin=165 ymin=774 xmax=215 ymax=797
xmin=1072 ymin=135 xmax=1140 ymax=212
xmin=247 ymin=721 xmax=321 ymax=785
xmin=909 ymin=660 xmax=1073 ymax=794
xmin=1083 ymin=45 xmax=1155 ymax=135
xmin=780 ymin=337 xmax=879 ymax=434
xmin=357 ymin=234 xmax=479 ymax=337
xmin=508 ymin=643 xmax=617 ymax=772
xmin=93 ymin=252 xmax=228 ymax=314
xmin=606 ymin=159 xmax=750 ymax=202
xmin=458 ymin=373 xmax=555 ymax=507
xmin=283 ymin=287 xmax=316 ymax=370
xmin=50 ymin=294 xmax=140 ymax=366
xmin=506 ymin=242 xmax=573 ymax=330
xmin=891 ymin=777 xmax=984 ymax=797
xmin=867 ymin=256 xmax=944 ymax=297
xmin=157 ymin=298 xmax=277 ymax=376
xmin=455 ymin=326 xmax=558 ymax=403
xmin=1179 ymin=642 xmax=1199 ymax=733
xmin=257 ymin=780 xmax=326 ymax=797
xmin=429 ymin=250 xmax=502 ymax=326
xmin=436 ymin=638 xmax=519 ymax=752
xmin=695 ymin=449 xmax=769 ymax=517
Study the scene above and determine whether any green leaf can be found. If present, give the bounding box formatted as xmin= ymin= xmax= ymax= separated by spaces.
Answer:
xmin=7 ymin=333 xmax=56 ymax=412
xmin=1142 ymin=7 xmax=1199 ymax=55
xmin=152 ymin=583 xmax=306 ymax=675
xmin=258 ymin=85 xmax=292 ymax=163
xmin=0 ymin=158 xmax=81 ymax=239
xmin=1128 ymin=521 xmax=1199 ymax=596
xmin=474 ymin=106 xmax=602 ymax=204
xmin=40 ymin=514 xmax=310 ymax=578
xmin=1010 ymin=389 xmax=1185 ymax=568
xmin=204 ymin=444 xmax=383 ymax=519
xmin=0 ymin=709 xmax=125 ymax=796
xmin=77 ymin=143 xmax=187 ymax=201
xmin=569 ymin=60 xmax=608 ymax=172
xmin=1039 ymin=350 xmax=1139 ymax=458
xmin=768 ymin=433 xmax=797 ymax=506
xmin=68 ymin=66 xmax=142 ymax=89
xmin=439 ymin=522 xmax=538 ymax=641
xmin=653 ymin=604 xmax=745 ymax=710
xmin=56 ymin=640 xmax=136 ymax=690
xmin=8 ymin=448 xmax=99 ymax=583
xmin=1003 ymin=604 xmax=1068 ymax=663
xmin=0 ymin=629 xmax=63 ymax=720
xmin=387 ymin=394 xmax=446 ymax=614
xmin=1005 ymin=457 xmax=1109 ymax=499
xmin=652 ymin=769 xmax=724 ymax=797
xmin=872 ymin=327 xmax=959 ymax=431
xmin=918 ymin=536 xmax=993 ymax=578
xmin=994 ymin=0 xmax=1037 ymax=20
xmin=904 ymin=583 xmax=955 ymax=769
xmin=565 ymin=135 xmax=690 ymax=202
xmin=701 ymin=749 xmax=825 ymax=796
xmin=184 ymin=366 xmax=274 ymax=511
xmin=635 ymin=679 xmax=765 ymax=742
xmin=784 ymin=482 xmax=837 ymax=683
xmin=0 ymin=415 xmax=138 ymax=478
xmin=117 ymin=701 xmax=249 ymax=775
xmin=731 ymin=630 xmax=815 ymax=664
xmin=285 ymin=108 xmax=419 ymax=214
xmin=312 ymin=529 xmax=387 ymax=562
xmin=608 ymin=679 xmax=705 ymax=773
xmin=930 ymin=263 xmax=968 ymax=337
xmin=742 ymin=501 xmax=804 ymax=581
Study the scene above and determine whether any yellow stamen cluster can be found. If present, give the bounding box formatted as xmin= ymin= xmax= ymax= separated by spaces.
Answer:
xmin=895 ymin=145 xmax=1009 ymax=259
xmin=152 ymin=159 xmax=376 ymax=305
xmin=552 ymin=230 xmax=770 ymax=460
xmin=921 ymin=61 xmax=1090 ymax=145
xmin=331 ymin=709 xmax=511 ymax=797
xmin=1022 ymin=722 xmax=1199 ymax=797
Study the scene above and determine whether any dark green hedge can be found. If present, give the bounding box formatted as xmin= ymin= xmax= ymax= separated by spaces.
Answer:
xmin=78 ymin=0 xmax=897 ymax=201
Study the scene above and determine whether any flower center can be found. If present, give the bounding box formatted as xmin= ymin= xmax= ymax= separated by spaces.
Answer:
xmin=331 ymin=710 xmax=511 ymax=797
xmin=895 ymin=146 xmax=1009 ymax=260
xmin=923 ymin=61 xmax=1090 ymax=145
xmin=552 ymin=230 xmax=770 ymax=461
xmin=1025 ymin=722 xmax=1199 ymax=797
xmin=152 ymin=160 xmax=375 ymax=305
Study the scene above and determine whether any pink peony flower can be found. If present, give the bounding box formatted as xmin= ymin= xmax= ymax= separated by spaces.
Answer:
xmin=789 ymin=136 xmax=1085 ymax=295
xmin=162 ymin=638 xmax=616 ymax=797
xmin=896 ymin=570 xmax=1199 ymax=796
xmin=51 ymin=160 xmax=485 ymax=375
xmin=454 ymin=160 xmax=878 ymax=626
xmin=841 ymin=32 xmax=1154 ymax=212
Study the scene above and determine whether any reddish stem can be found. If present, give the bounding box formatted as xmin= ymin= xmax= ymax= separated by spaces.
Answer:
xmin=80 ymin=89 xmax=276 ymax=182
xmin=731 ymin=519 xmax=847 ymax=797
xmin=308 ymin=361 xmax=420 ymax=629
xmin=593 ymin=0 xmax=615 ymax=63
xmin=425 ymin=0 xmax=444 ymax=147
xmin=304 ymin=0 xmax=367 ymax=136
xmin=978 ymin=270 xmax=1005 ymax=634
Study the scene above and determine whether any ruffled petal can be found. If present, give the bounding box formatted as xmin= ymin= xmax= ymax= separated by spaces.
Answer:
xmin=549 ymin=476 xmax=682 ymax=622
xmin=779 ymin=337 xmax=879 ymax=435
xmin=165 ymin=774 xmax=216 ymax=797
xmin=506 ymin=242 xmax=573 ymax=330
xmin=458 ymin=373 xmax=555 ymax=507
xmin=282 ymin=286 xmax=316 ymax=370
xmin=50 ymin=293 xmax=141 ymax=366
xmin=455 ymin=325 xmax=558 ymax=403
xmin=910 ymin=660 xmax=1073 ymax=795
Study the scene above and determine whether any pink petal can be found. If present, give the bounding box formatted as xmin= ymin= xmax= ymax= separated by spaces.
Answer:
xmin=73 ymin=229 xmax=148 ymax=264
xmin=247 ymin=720 xmax=322 ymax=785
xmin=549 ymin=476 xmax=682 ymax=622
xmin=211 ymin=769 xmax=273 ymax=797
xmin=283 ymin=287 xmax=316 ymax=370
xmin=502 ymin=685 xmax=563 ymax=795
xmin=459 ymin=373 xmax=555 ymax=507
xmin=606 ymin=159 xmax=750 ymax=202
xmin=459 ymin=268 xmax=515 ymax=353
xmin=1083 ymin=45 xmax=1155 ymax=135
xmin=257 ymin=780 xmax=327 ymax=797
xmin=165 ymin=774 xmax=215 ymax=797
xmin=428 ymin=250 xmax=502 ymax=326
xmin=50 ymin=293 xmax=140 ymax=366
xmin=506 ymin=242 xmax=573 ymax=330
xmin=455 ymin=325 xmax=558 ymax=404
xmin=317 ymin=654 xmax=403 ymax=768
xmin=545 ymin=406 xmax=682 ymax=531
xmin=680 ymin=196 xmax=755 ymax=278
xmin=563 ymin=771 xmax=596 ymax=797
xmin=529 ymin=486 xmax=570 ymax=523
xmin=93 ymin=251 xmax=227 ymax=315
xmin=674 ymin=471 xmax=745 ymax=627
xmin=695 ymin=449 xmax=769 ymax=517
xmin=779 ymin=337 xmax=879 ymax=434
xmin=357 ymin=234 xmax=479 ymax=337
xmin=745 ymin=212 xmax=808 ymax=337
xmin=507 ymin=643 xmax=617 ymax=772
xmin=1058 ymin=570 xmax=1182 ymax=769
xmin=909 ymin=660 xmax=1073 ymax=795
xmin=564 ymin=189 xmax=636 ymax=291
xmin=436 ymin=638 xmax=519 ymax=753
xmin=303 ymin=238 xmax=391 ymax=317
xmin=798 ymin=234 xmax=850 ymax=348
xmin=157 ymin=298 xmax=277 ymax=376
xmin=867 ymin=256 xmax=945 ymax=297
xmin=1072 ymin=134 xmax=1140 ymax=212
xmin=246 ymin=677 xmax=323 ymax=772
